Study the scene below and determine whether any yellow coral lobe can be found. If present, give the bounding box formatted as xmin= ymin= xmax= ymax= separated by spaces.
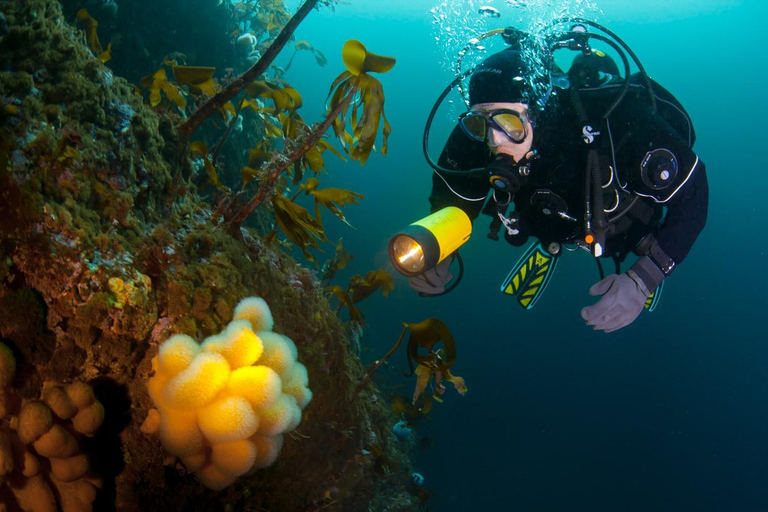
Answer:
xmin=250 ymin=434 xmax=283 ymax=470
xmin=43 ymin=386 xmax=77 ymax=420
xmin=159 ymin=408 xmax=204 ymax=458
xmin=196 ymin=464 xmax=236 ymax=491
xmin=72 ymin=401 xmax=105 ymax=436
xmin=147 ymin=372 xmax=169 ymax=408
xmin=201 ymin=332 xmax=227 ymax=353
xmin=64 ymin=381 xmax=96 ymax=410
xmin=232 ymin=296 xmax=274 ymax=332
xmin=33 ymin=424 xmax=79 ymax=459
xmin=180 ymin=450 xmax=207 ymax=472
xmin=210 ymin=439 xmax=258 ymax=477
xmin=49 ymin=453 xmax=89 ymax=482
xmin=157 ymin=334 xmax=200 ymax=377
xmin=227 ymin=366 xmax=281 ymax=410
xmin=283 ymin=362 xmax=312 ymax=410
xmin=257 ymin=394 xmax=301 ymax=436
xmin=341 ymin=39 xmax=396 ymax=76
xmin=163 ymin=352 xmax=230 ymax=410
xmin=54 ymin=478 xmax=98 ymax=512
xmin=197 ymin=396 xmax=258 ymax=443
xmin=257 ymin=331 xmax=297 ymax=377
xmin=221 ymin=320 xmax=263 ymax=369
xmin=18 ymin=449 xmax=40 ymax=478
xmin=17 ymin=401 xmax=53 ymax=445
xmin=11 ymin=474 xmax=57 ymax=512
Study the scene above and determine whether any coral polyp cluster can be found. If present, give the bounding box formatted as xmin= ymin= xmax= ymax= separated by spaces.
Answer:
xmin=146 ymin=296 xmax=312 ymax=490
xmin=0 ymin=342 xmax=105 ymax=512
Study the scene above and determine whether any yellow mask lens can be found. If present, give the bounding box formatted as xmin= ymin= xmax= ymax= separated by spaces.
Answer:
xmin=462 ymin=115 xmax=487 ymax=140
xmin=492 ymin=113 xmax=525 ymax=141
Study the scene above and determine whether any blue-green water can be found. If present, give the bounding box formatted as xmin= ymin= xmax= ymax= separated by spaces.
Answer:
xmin=284 ymin=1 xmax=767 ymax=509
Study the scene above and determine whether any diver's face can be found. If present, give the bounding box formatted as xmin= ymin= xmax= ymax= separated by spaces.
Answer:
xmin=471 ymin=102 xmax=533 ymax=163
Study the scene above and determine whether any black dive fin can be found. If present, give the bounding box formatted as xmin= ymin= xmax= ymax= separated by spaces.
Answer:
xmin=500 ymin=242 xmax=558 ymax=310
xmin=644 ymin=280 xmax=664 ymax=312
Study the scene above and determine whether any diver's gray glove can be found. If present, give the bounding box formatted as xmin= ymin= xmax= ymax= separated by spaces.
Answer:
xmin=581 ymin=270 xmax=650 ymax=333
xmin=408 ymin=256 xmax=454 ymax=295
xmin=581 ymin=256 xmax=665 ymax=333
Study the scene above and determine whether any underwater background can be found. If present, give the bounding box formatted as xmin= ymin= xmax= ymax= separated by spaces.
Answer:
xmin=284 ymin=0 xmax=768 ymax=510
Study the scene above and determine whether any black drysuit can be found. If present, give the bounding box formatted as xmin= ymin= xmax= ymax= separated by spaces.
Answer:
xmin=428 ymin=74 xmax=708 ymax=267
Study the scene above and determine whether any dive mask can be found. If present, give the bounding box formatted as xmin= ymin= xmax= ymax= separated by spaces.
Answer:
xmin=458 ymin=108 xmax=528 ymax=144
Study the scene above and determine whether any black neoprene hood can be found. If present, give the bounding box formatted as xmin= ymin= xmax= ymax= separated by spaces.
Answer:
xmin=468 ymin=49 xmax=529 ymax=106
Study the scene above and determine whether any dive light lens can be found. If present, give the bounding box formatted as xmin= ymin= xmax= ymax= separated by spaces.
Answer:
xmin=390 ymin=235 xmax=425 ymax=274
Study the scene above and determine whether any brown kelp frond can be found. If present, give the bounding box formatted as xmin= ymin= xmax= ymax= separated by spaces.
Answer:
xmin=327 ymin=40 xmax=395 ymax=165
xmin=327 ymin=269 xmax=393 ymax=325
xmin=97 ymin=44 xmax=112 ymax=64
xmin=303 ymin=138 xmax=346 ymax=174
xmin=412 ymin=356 xmax=467 ymax=404
xmin=177 ymin=0 xmax=321 ymax=140
xmin=391 ymin=394 xmax=433 ymax=423
xmin=76 ymin=8 xmax=101 ymax=53
xmin=225 ymin=89 xmax=355 ymax=228
xmin=240 ymin=98 xmax=285 ymax=139
xmin=240 ymin=142 xmax=272 ymax=188
xmin=189 ymin=141 xmax=230 ymax=193
xmin=251 ymin=5 xmax=292 ymax=35
xmin=172 ymin=66 xmax=217 ymax=96
xmin=443 ymin=369 xmax=468 ymax=396
xmin=300 ymin=177 xmax=364 ymax=227
xmin=271 ymin=193 xmax=325 ymax=263
xmin=348 ymin=269 xmax=394 ymax=304
xmin=246 ymin=81 xmax=303 ymax=113
xmin=238 ymin=103 xmax=344 ymax=189
xmin=355 ymin=318 xmax=467 ymax=404
xmin=369 ymin=444 xmax=398 ymax=476
xmin=173 ymin=66 xmax=237 ymax=122
xmin=285 ymin=40 xmax=328 ymax=75
xmin=140 ymin=67 xmax=187 ymax=110
xmin=327 ymin=285 xmax=362 ymax=324
xmin=342 ymin=39 xmax=396 ymax=75
xmin=244 ymin=82 xmax=307 ymax=174
xmin=321 ymin=238 xmax=354 ymax=285
xmin=405 ymin=318 xmax=456 ymax=375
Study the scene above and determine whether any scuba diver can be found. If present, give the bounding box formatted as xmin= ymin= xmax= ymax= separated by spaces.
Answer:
xmin=391 ymin=21 xmax=708 ymax=333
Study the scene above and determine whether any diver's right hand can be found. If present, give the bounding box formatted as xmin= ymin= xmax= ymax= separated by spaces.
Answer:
xmin=408 ymin=256 xmax=454 ymax=296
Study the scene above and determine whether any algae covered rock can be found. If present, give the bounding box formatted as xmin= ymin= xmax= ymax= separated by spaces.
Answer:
xmin=0 ymin=0 xmax=419 ymax=510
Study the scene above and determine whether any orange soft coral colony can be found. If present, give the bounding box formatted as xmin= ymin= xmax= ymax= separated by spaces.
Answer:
xmin=146 ymin=296 xmax=312 ymax=490
xmin=0 ymin=342 xmax=105 ymax=512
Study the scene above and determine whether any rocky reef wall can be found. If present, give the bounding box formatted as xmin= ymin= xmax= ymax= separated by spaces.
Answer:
xmin=0 ymin=1 xmax=417 ymax=510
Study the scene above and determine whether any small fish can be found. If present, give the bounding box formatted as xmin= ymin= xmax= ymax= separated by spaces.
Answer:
xmin=479 ymin=6 xmax=501 ymax=18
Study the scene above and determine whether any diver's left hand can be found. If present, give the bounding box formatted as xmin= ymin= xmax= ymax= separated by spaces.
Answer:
xmin=581 ymin=273 xmax=648 ymax=333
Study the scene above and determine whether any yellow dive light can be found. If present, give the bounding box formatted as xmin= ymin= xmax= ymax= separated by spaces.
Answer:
xmin=388 ymin=207 xmax=472 ymax=277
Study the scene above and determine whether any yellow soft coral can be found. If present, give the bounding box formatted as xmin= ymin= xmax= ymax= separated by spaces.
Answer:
xmin=232 ymin=296 xmax=274 ymax=332
xmin=147 ymin=296 xmax=312 ymax=490
xmin=256 ymin=331 xmax=298 ymax=377
xmin=0 ymin=351 xmax=104 ymax=512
